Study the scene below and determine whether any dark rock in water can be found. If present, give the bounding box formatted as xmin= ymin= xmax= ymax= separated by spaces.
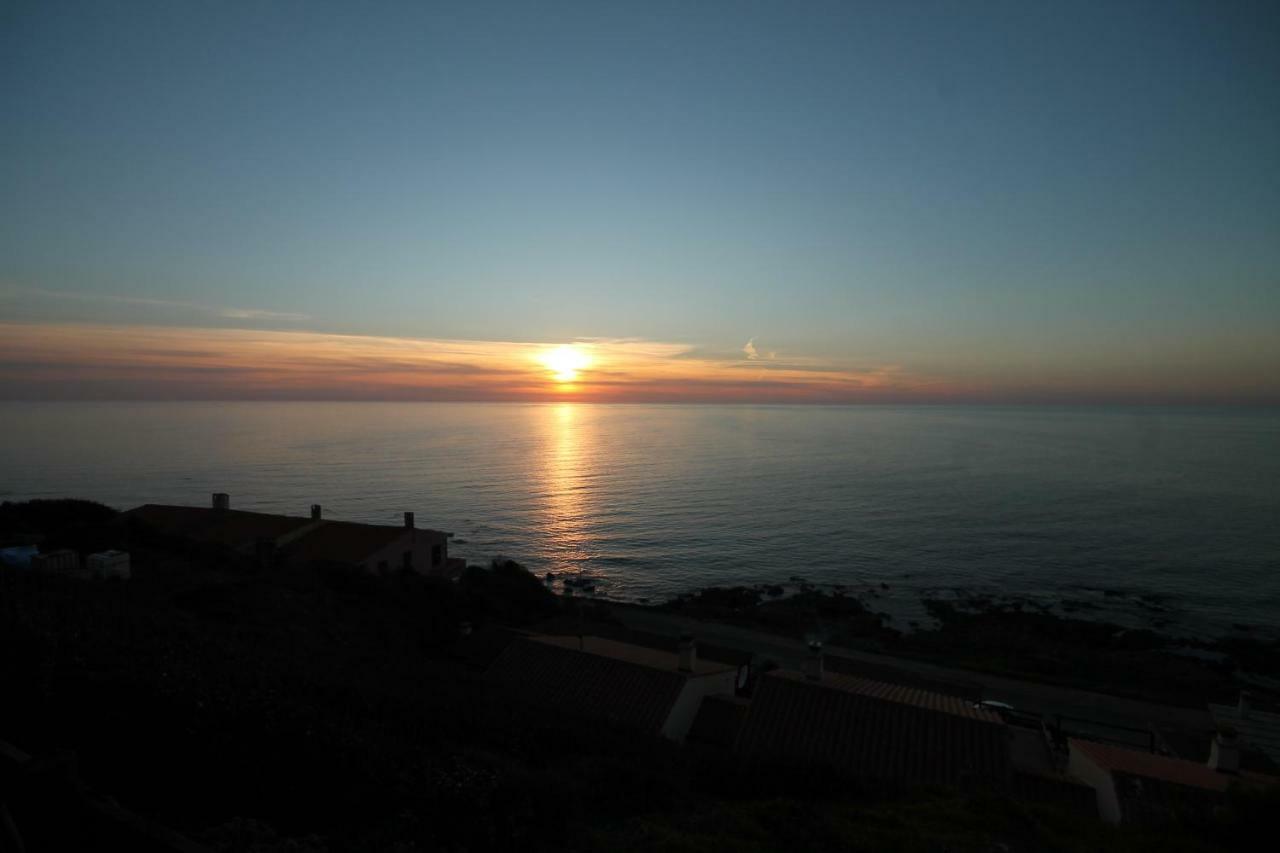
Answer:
xmin=789 ymin=575 xmax=805 ymax=583
xmin=1233 ymin=623 xmax=1253 ymax=632
xmin=879 ymin=582 xmax=889 ymax=590
xmin=453 ymin=538 xmax=469 ymax=544
xmin=637 ymin=597 xmax=649 ymax=604
xmin=544 ymin=572 xmax=554 ymax=582
xmin=1103 ymin=589 xmax=1125 ymax=598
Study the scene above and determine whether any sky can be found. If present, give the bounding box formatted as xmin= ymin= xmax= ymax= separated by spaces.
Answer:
xmin=2 ymin=0 xmax=1278 ymax=403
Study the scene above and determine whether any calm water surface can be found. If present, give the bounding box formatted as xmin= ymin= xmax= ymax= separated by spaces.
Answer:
xmin=3 ymin=402 xmax=1278 ymax=637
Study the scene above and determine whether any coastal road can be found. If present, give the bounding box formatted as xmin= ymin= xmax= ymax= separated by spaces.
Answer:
xmin=606 ymin=604 xmax=1215 ymax=740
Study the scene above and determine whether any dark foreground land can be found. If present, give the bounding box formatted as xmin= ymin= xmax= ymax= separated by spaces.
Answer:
xmin=1 ymin=499 xmax=1276 ymax=852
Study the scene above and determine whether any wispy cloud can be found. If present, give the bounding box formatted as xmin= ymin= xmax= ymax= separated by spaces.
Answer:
xmin=0 ymin=286 xmax=310 ymax=324
xmin=0 ymin=323 xmax=929 ymax=402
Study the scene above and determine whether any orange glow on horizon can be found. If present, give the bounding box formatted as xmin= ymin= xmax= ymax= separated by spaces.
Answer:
xmin=0 ymin=321 xmax=1073 ymax=403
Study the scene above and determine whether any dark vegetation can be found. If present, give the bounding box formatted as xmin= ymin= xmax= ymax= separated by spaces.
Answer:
xmin=1 ymin=501 xmax=1273 ymax=851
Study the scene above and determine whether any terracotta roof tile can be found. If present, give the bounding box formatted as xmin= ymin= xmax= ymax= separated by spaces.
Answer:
xmin=127 ymin=504 xmax=448 ymax=566
xmin=687 ymin=694 xmax=751 ymax=749
xmin=736 ymin=670 xmax=1011 ymax=786
xmin=126 ymin=504 xmax=315 ymax=550
xmin=484 ymin=637 xmax=693 ymax=737
xmin=1070 ymin=739 xmax=1243 ymax=792
xmin=533 ymin=635 xmax=736 ymax=676
xmin=282 ymin=520 xmax=432 ymax=565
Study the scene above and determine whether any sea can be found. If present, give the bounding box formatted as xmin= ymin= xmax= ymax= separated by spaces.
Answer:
xmin=3 ymin=402 xmax=1278 ymax=640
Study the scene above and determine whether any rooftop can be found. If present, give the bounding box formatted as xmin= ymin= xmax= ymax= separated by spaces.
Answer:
xmin=735 ymin=669 xmax=1010 ymax=785
xmin=126 ymin=504 xmax=316 ymax=550
xmin=1070 ymin=739 xmax=1272 ymax=792
xmin=281 ymin=519 xmax=441 ymax=566
xmin=485 ymin=635 xmax=716 ymax=737
xmin=532 ymin=635 xmax=737 ymax=676
xmin=127 ymin=503 xmax=448 ymax=565
xmin=768 ymin=669 xmax=1003 ymax=723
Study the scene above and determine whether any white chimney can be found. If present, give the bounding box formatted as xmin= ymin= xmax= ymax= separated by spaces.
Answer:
xmin=678 ymin=633 xmax=696 ymax=673
xmin=803 ymin=640 xmax=825 ymax=681
xmin=212 ymin=493 xmax=230 ymax=511
xmin=1208 ymin=729 xmax=1240 ymax=774
xmin=310 ymin=504 xmax=322 ymax=520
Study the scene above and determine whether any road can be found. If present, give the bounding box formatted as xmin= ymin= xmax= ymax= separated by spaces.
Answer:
xmin=608 ymin=604 xmax=1215 ymax=740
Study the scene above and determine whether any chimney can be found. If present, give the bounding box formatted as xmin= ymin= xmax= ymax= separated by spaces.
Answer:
xmin=212 ymin=493 xmax=230 ymax=511
xmin=310 ymin=504 xmax=322 ymax=520
xmin=803 ymin=640 xmax=824 ymax=681
xmin=404 ymin=511 xmax=415 ymax=529
xmin=678 ymin=633 xmax=696 ymax=673
xmin=1239 ymin=691 xmax=1252 ymax=720
xmin=1208 ymin=728 xmax=1240 ymax=774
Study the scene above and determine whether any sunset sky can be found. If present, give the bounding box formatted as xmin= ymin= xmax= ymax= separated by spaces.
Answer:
xmin=2 ymin=1 xmax=1278 ymax=403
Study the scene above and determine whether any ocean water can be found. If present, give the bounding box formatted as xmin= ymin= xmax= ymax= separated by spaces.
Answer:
xmin=2 ymin=402 xmax=1278 ymax=638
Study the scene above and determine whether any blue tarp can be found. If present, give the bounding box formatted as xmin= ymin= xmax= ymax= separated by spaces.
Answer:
xmin=0 ymin=545 xmax=38 ymax=568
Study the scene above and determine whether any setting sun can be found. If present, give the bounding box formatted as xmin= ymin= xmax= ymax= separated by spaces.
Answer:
xmin=539 ymin=344 xmax=591 ymax=382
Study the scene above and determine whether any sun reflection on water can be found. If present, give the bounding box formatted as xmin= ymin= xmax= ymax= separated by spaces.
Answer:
xmin=541 ymin=403 xmax=598 ymax=586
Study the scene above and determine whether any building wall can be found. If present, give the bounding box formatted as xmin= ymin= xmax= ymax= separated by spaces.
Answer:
xmin=1067 ymin=747 xmax=1117 ymax=823
xmin=662 ymin=670 xmax=739 ymax=742
xmin=361 ymin=530 xmax=449 ymax=576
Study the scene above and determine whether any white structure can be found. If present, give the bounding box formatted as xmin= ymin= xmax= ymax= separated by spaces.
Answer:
xmin=1067 ymin=738 xmax=1245 ymax=824
xmin=88 ymin=550 xmax=131 ymax=580
xmin=31 ymin=549 xmax=80 ymax=573
xmin=1210 ymin=692 xmax=1280 ymax=766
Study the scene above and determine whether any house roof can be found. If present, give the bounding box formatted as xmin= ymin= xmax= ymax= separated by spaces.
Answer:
xmin=451 ymin=625 xmax=532 ymax=669
xmin=735 ymin=669 xmax=1010 ymax=786
xmin=126 ymin=504 xmax=315 ymax=550
xmin=127 ymin=504 xmax=448 ymax=566
xmin=484 ymin=636 xmax=701 ymax=737
xmin=281 ymin=520 xmax=421 ymax=565
xmin=1070 ymin=739 xmax=1251 ymax=792
xmin=769 ymin=670 xmax=1002 ymax=722
xmin=532 ymin=635 xmax=737 ymax=676
xmin=687 ymin=694 xmax=752 ymax=749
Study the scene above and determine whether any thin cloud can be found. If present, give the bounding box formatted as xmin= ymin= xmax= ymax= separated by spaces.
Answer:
xmin=0 ymin=285 xmax=310 ymax=324
xmin=0 ymin=322 xmax=926 ymax=403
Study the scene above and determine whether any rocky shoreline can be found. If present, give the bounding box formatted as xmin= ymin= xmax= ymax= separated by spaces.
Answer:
xmin=636 ymin=579 xmax=1280 ymax=709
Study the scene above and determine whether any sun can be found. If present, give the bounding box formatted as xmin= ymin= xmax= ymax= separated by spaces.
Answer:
xmin=539 ymin=344 xmax=591 ymax=383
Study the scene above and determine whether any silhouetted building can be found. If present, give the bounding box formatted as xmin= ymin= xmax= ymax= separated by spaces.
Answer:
xmin=126 ymin=495 xmax=458 ymax=576
xmin=735 ymin=645 xmax=1011 ymax=787
xmin=484 ymin=634 xmax=738 ymax=742
xmin=87 ymin=550 xmax=131 ymax=580
xmin=30 ymin=548 xmax=80 ymax=573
